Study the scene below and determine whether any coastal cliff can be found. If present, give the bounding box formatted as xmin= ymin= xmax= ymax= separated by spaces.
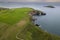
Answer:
xmin=0 ymin=7 xmax=60 ymax=40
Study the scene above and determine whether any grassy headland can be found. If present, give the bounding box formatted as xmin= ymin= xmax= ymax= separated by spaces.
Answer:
xmin=0 ymin=7 xmax=60 ymax=40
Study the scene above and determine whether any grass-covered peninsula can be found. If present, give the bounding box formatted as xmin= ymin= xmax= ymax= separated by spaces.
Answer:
xmin=0 ymin=7 xmax=60 ymax=40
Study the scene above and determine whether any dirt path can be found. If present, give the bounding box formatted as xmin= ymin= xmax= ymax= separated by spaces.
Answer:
xmin=16 ymin=20 xmax=26 ymax=27
xmin=0 ymin=20 xmax=27 ymax=40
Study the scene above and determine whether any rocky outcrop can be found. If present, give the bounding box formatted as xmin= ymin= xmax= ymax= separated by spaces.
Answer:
xmin=44 ymin=5 xmax=55 ymax=8
xmin=29 ymin=10 xmax=46 ymax=24
xmin=29 ymin=10 xmax=46 ymax=16
xmin=35 ymin=24 xmax=40 ymax=26
xmin=36 ymin=10 xmax=46 ymax=15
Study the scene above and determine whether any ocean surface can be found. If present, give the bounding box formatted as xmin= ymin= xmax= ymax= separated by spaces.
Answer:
xmin=0 ymin=2 xmax=60 ymax=36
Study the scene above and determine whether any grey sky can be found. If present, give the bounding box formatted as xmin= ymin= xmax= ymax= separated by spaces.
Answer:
xmin=0 ymin=0 xmax=60 ymax=2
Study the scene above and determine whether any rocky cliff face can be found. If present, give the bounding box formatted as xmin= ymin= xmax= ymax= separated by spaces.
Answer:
xmin=29 ymin=10 xmax=46 ymax=16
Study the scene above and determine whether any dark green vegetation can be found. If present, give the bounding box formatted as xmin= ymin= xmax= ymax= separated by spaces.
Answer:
xmin=0 ymin=7 xmax=9 ymax=11
xmin=0 ymin=7 xmax=60 ymax=40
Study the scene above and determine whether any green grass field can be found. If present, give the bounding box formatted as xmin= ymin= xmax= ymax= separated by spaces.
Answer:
xmin=0 ymin=7 xmax=60 ymax=40
xmin=0 ymin=8 xmax=32 ymax=24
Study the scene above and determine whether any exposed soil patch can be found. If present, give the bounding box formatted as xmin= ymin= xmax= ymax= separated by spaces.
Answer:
xmin=16 ymin=20 xmax=26 ymax=27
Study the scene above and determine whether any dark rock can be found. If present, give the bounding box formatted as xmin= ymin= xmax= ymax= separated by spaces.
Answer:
xmin=41 ymin=12 xmax=46 ymax=15
xmin=32 ymin=19 xmax=35 ymax=21
xmin=35 ymin=10 xmax=46 ymax=16
xmin=36 ymin=11 xmax=40 ymax=15
xmin=29 ymin=10 xmax=46 ymax=16
xmin=44 ymin=5 xmax=55 ymax=8
xmin=35 ymin=24 xmax=39 ymax=26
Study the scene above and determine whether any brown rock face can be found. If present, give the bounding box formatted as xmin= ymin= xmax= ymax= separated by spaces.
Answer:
xmin=29 ymin=10 xmax=46 ymax=16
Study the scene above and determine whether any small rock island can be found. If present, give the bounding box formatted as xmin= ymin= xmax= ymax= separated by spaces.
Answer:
xmin=44 ymin=5 xmax=55 ymax=8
